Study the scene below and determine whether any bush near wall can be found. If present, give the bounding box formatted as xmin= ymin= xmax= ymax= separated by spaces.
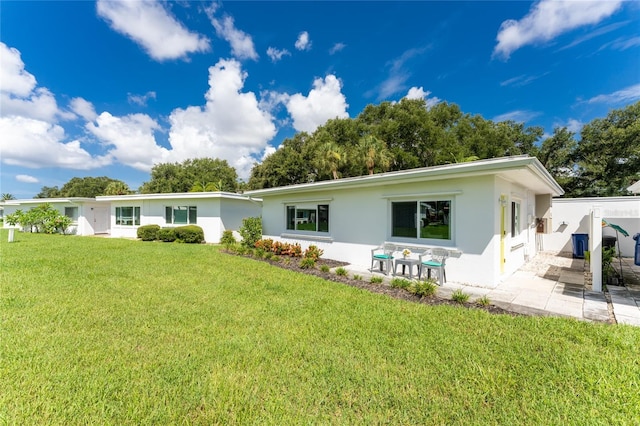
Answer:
xmin=240 ymin=217 xmax=262 ymax=247
xmin=158 ymin=228 xmax=177 ymax=242
xmin=137 ymin=225 xmax=160 ymax=241
xmin=173 ymin=225 xmax=205 ymax=244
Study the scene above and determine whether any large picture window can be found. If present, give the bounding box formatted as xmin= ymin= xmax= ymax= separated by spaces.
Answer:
xmin=286 ymin=204 xmax=329 ymax=232
xmin=165 ymin=206 xmax=197 ymax=225
xmin=115 ymin=206 xmax=140 ymax=226
xmin=392 ymin=200 xmax=451 ymax=240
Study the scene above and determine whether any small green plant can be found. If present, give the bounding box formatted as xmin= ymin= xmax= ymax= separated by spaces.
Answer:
xmin=476 ymin=295 xmax=491 ymax=307
xmin=319 ymin=264 xmax=330 ymax=273
xmin=352 ymin=274 xmax=362 ymax=280
xmin=390 ymin=277 xmax=411 ymax=290
xmin=335 ymin=267 xmax=348 ymax=276
xmin=409 ymin=279 xmax=437 ymax=297
xmin=254 ymin=247 xmax=266 ymax=259
xmin=452 ymin=289 xmax=470 ymax=304
xmin=239 ymin=217 xmax=262 ymax=248
xmin=370 ymin=276 xmax=384 ymax=284
xmin=137 ymin=224 xmax=160 ymax=241
xmin=299 ymin=258 xmax=316 ymax=269
xmin=220 ymin=230 xmax=236 ymax=248
xmin=602 ymin=246 xmax=617 ymax=283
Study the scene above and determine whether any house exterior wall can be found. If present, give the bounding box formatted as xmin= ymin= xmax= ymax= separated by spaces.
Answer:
xmin=1 ymin=200 xmax=100 ymax=236
xmin=261 ymin=175 xmax=537 ymax=287
xmin=108 ymin=195 xmax=262 ymax=243
xmin=544 ymin=197 xmax=640 ymax=257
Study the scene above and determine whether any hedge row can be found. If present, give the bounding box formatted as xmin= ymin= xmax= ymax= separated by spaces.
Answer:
xmin=137 ymin=224 xmax=204 ymax=244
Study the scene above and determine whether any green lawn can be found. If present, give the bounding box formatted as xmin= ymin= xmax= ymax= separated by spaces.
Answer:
xmin=1 ymin=231 xmax=639 ymax=424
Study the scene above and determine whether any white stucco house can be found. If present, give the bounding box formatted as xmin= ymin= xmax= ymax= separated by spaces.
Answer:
xmin=1 ymin=198 xmax=110 ymax=235
xmin=96 ymin=192 xmax=262 ymax=243
xmin=246 ymin=155 xmax=564 ymax=288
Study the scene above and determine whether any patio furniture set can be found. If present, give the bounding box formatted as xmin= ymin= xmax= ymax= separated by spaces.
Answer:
xmin=371 ymin=244 xmax=452 ymax=285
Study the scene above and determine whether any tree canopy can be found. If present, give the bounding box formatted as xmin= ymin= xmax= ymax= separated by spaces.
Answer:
xmin=35 ymin=177 xmax=128 ymax=198
xmin=140 ymin=158 xmax=239 ymax=194
xmin=247 ymin=99 xmax=639 ymax=198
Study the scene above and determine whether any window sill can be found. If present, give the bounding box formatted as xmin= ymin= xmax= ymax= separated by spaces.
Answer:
xmin=280 ymin=232 xmax=334 ymax=243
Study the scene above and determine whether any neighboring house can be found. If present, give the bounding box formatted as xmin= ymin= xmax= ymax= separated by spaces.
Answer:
xmin=1 ymin=198 xmax=110 ymax=235
xmin=628 ymin=181 xmax=640 ymax=195
xmin=96 ymin=192 xmax=262 ymax=243
xmin=246 ymin=155 xmax=564 ymax=288
xmin=545 ymin=197 xmax=640 ymax=257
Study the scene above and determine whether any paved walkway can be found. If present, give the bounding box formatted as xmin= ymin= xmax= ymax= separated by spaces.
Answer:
xmin=341 ymin=253 xmax=640 ymax=326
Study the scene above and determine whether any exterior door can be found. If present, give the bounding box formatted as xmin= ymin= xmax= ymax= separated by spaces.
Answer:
xmin=92 ymin=207 xmax=110 ymax=234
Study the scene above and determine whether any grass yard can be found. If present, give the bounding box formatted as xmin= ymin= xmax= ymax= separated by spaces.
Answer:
xmin=1 ymin=231 xmax=639 ymax=424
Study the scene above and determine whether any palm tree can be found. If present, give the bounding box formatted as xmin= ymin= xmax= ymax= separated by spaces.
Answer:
xmin=316 ymin=142 xmax=347 ymax=180
xmin=357 ymin=134 xmax=392 ymax=175
xmin=2 ymin=193 xmax=16 ymax=201
xmin=104 ymin=181 xmax=132 ymax=195
xmin=190 ymin=180 xmax=224 ymax=192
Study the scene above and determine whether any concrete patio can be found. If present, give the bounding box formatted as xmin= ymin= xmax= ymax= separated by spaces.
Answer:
xmin=341 ymin=252 xmax=640 ymax=326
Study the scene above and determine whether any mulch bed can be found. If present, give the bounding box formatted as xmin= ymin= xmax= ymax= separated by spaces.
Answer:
xmin=226 ymin=252 xmax=520 ymax=317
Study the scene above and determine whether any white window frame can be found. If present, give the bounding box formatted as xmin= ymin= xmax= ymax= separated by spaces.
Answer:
xmin=389 ymin=198 xmax=454 ymax=243
xmin=115 ymin=206 xmax=140 ymax=226
xmin=165 ymin=206 xmax=197 ymax=225
xmin=285 ymin=203 xmax=330 ymax=233
xmin=64 ymin=206 xmax=79 ymax=223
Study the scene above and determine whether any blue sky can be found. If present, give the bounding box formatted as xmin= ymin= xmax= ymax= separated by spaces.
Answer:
xmin=1 ymin=0 xmax=638 ymax=198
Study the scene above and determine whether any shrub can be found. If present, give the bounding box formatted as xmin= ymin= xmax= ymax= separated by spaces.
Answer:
xmin=255 ymin=238 xmax=274 ymax=252
xmin=173 ymin=225 xmax=205 ymax=244
xmin=352 ymin=274 xmax=362 ymax=280
xmin=390 ymin=277 xmax=412 ymax=290
xmin=476 ymin=295 xmax=491 ymax=307
xmin=370 ymin=276 xmax=383 ymax=284
xmin=240 ymin=217 xmax=262 ymax=247
xmin=282 ymin=243 xmax=302 ymax=257
xmin=409 ymin=279 xmax=437 ymax=297
xmin=220 ymin=230 xmax=236 ymax=248
xmin=158 ymin=228 xmax=176 ymax=242
xmin=452 ymin=289 xmax=470 ymax=304
xmin=303 ymin=245 xmax=324 ymax=261
xmin=319 ymin=265 xmax=330 ymax=273
xmin=335 ymin=267 xmax=348 ymax=276
xmin=299 ymin=258 xmax=316 ymax=269
xmin=137 ymin=224 xmax=160 ymax=241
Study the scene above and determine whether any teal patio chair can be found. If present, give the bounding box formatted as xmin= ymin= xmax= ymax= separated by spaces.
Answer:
xmin=418 ymin=248 xmax=449 ymax=285
xmin=371 ymin=243 xmax=396 ymax=275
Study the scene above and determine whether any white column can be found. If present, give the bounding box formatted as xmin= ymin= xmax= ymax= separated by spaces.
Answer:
xmin=590 ymin=207 xmax=602 ymax=292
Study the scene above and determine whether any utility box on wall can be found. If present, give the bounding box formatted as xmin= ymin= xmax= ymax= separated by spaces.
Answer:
xmin=535 ymin=194 xmax=552 ymax=234
xmin=536 ymin=217 xmax=552 ymax=234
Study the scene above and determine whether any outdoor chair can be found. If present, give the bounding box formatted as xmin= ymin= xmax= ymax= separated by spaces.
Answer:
xmin=371 ymin=243 xmax=396 ymax=275
xmin=418 ymin=248 xmax=449 ymax=285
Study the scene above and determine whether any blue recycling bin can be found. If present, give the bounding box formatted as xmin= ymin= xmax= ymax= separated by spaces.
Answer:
xmin=634 ymin=233 xmax=640 ymax=266
xmin=571 ymin=233 xmax=589 ymax=259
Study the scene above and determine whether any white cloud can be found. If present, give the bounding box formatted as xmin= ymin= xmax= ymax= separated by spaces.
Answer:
xmin=167 ymin=59 xmax=277 ymax=179
xmin=586 ymin=83 xmax=640 ymax=105
xmin=405 ymin=87 xmax=441 ymax=108
xmin=329 ymin=43 xmax=346 ymax=54
xmin=266 ymin=47 xmax=291 ymax=63
xmin=374 ymin=47 xmax=428 ymax=100
xmin=207 ymin=12 xmax=258 ymax=61
xmin=16 ymin=174 xmax=39 ymax=184
xmin=566 ymin=119 xmax=583 ymax=133
xmin=70 ymin=97 xmax=97 ymax=121
xmin=493 ymin=0 xmax=624 ymax=59
xmin=599 ymin=36 xmax=640 ymax=52
xmin=0 ymin=116 xmax=111 ymax=169
xmin=493 ymin=110 xmax=541 ymax=123
xmin=286 ymin=75 xmax=349 ymax=133
xmin=0 ymin=88 xmax=70 ymax=122
xmin=295 ymin=31 xmax=311 ymax=51
xmin=87 ymin=112 xmax=168 ymax=171
xmin=128 ymin=91 xmax=157 ymax=106
xmin=96 ymin=0 xmax=210 ymax=61
xmin=0 ymin=42 xmax=36 ymax=97
xmin=557 ymin=20 xmax=629 ymax=51
xmin=500 ymin=73 xmax=548 ymax=87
